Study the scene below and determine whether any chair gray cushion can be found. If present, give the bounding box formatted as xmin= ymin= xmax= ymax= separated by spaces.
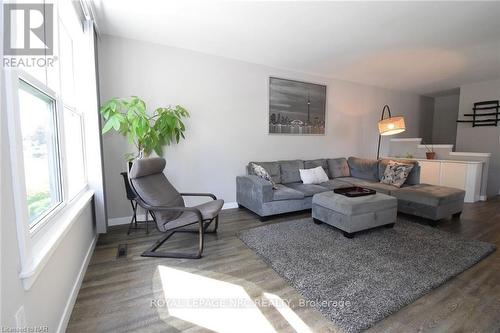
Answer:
xmin=379 ymin=159 xmax=420 ymax=185
xmin=285 ymin=182 xmax=329 ymax=197
xmin=160 ymin=199 xmax=224 ymax=231
xmin=313 ymin=191 xmax=397 ymax=215
xmin=129 ymin=157 xmax=166 ymax=178
xmin=327 ymin=158 xmax=350 ymax=178
xmin=130 ymin=173 xmax=185 ymax=224
xmin=272 ymin=184 xmax=305 ymax=201
xmin=318 ymin=179 xmax=350 ymax=190
xmin=304 ymin=159 xmax=328 ymax=174
xmin=279 ymin=160 xmax=304 ymax=184
xmin=130 ymin=157 xmax=223 ymax=232
xmin=248 ymin=162 xmax=281 ymax=184
xmin=391 ymin=184 xmax=465 ymax=207
xmin=347 ymin=157 xmax=379 ymax=181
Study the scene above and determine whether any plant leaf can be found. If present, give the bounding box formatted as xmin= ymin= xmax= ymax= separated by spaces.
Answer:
xmin=102 ymin=119 xmax=114 ymax=134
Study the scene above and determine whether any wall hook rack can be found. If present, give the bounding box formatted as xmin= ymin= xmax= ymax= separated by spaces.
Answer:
xmin=457 ymin=100 xmax=499 ymax=127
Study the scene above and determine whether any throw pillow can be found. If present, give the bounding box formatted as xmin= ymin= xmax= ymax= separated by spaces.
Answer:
xmin=250 ymin=163 xmax=277 ymax=189
xmin=299 ymin=166 xmax=329 ymax=184
xmin=380 ymin=161 xmax=414 ymax=188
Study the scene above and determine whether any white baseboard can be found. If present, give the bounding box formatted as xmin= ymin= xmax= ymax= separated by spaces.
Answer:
xmin=108 ymin=215 xmax=133 ymax=226
xmin=108 ymin=202 xmax=239 ymax=226
xmin=223 ymin=201 xmax=238 ymax=209
xmin=480 ymin=195 xmax=487 ymax=201
xmin=57 ymin=235 xmax=97 ymax=333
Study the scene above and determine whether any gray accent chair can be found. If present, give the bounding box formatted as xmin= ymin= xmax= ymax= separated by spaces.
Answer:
xmin=237 ymin=156 xmax=465 ymax=224
xmin=128 ymin=157 xmax=224 ymax=259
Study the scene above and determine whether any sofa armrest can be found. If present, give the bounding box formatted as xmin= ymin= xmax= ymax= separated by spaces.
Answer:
xmin=236 ymin=175 xmax=274 ymax=203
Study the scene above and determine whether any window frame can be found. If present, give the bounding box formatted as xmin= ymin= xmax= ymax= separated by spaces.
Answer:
xmin=7 ymin=70 xmax=73 ymax=237
xmin=63 ymin=104 xmax=89 ymax=201
xmin=18 ymin=77 xmax=65 ymax=232
xmin=5 ymin=1 xmax=90 ymax=237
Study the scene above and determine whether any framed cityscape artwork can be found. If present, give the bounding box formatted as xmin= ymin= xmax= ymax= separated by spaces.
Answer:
xmin=269 ymin=77 xmax=326 ymax=135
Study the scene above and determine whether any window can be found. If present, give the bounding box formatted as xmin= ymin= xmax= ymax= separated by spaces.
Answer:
xmin=59 ymin=8 xmax=86 ymax=199
xmin=4 ymin=0 xmax=99 ymax=289
xmin=18 ymin=80 xmax=62 ymax=227
xmin=8 ymin=1 xmax=88 ymax=232
xmin=59 ymin=20 xmax=75 ymax=104
xmin=64 ymin=107 xmax=86 ymax=198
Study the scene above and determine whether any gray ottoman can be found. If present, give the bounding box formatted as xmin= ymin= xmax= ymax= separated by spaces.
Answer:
xmin=312 ymin=191 xmax=397 ymax=238
xmin=391 ymin=184 xmax=465 ymax=222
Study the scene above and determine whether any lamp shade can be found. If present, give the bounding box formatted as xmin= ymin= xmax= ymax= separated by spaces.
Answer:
xmin=378 ymin=116 xmax=406 ymax=136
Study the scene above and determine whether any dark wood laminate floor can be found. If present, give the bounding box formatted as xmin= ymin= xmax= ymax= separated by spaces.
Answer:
xmin=67 ymin=198 xmax=500 ymax=333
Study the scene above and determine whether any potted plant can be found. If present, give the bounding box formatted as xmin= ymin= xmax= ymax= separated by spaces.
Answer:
xmin=100 ymin=96 xmax=189 ymax=161
xmin=423 ymin=142 xmax=436 ymax=159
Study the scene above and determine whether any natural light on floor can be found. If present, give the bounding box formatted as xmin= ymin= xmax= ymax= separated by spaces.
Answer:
xmin=158 ymin=266 xmax=276 ymax=333
xmin=263 ymin=292 xmax=313 ymax=333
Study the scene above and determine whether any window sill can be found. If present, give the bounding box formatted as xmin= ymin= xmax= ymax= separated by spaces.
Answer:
xmin=19 ymin=190 xmax=95 ymax=290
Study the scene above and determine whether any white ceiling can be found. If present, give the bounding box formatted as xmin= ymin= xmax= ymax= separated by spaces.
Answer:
xmin=93 ymin=1 xmax=500 ymax=95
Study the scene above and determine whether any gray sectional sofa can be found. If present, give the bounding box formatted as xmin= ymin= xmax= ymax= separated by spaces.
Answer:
xmin=236 ymin=157 xmax=465 ymax=223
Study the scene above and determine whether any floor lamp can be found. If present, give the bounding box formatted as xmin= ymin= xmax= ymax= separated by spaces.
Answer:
xmin=377 ymin=105 xmax=406 ymax=159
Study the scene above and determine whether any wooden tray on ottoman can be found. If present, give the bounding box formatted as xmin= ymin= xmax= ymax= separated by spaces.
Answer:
xmin=334 ymin=186 xmax=376 ymax=197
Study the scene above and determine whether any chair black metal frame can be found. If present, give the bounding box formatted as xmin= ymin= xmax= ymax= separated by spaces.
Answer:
xmin=120 ymin=172 xmax=152 ymax=235
xmin=128 ymin=178 xmax=219 ymax=259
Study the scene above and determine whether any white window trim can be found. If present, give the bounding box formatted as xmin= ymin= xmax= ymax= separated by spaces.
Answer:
xmin=62 ymin=105 xmax=89 ymax=198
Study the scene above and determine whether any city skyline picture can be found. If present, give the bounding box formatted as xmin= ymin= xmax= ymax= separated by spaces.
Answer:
xmin=269 ymin=77 xmax=326 ymax=135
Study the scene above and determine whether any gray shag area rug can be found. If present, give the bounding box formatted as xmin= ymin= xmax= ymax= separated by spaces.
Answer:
xmin=238 ymin=218 xmax=495 ymax=333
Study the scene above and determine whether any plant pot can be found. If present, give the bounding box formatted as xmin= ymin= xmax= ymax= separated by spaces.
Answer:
xmin=426 ymin=152 xmax=436 ymax=160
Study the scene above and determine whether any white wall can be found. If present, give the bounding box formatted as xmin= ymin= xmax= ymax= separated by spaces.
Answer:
xmin=432 ymin=94 xmax=460 ymax=145
xmin=1 ymin=103 xmax=96 ymax=332
xmin=99 ymin=35 xmax=429 ymax=220
xmin=456 ymin=79 xmax=500 ymax=197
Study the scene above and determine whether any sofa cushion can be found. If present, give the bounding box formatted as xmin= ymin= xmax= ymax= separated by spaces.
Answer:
xmin=380 ymin=161 xmax=414 ymax=188
xmin=335 ymin=177 xmax=394 ymax=195
xmin=391 ymin=184 xmax=465 ymax=207
xmin=327 ymin=158 xmax=350 ymax=178
xmin=335 ymin=177 xmax=369 ymax=187
xmin=359 ymin=181 xmax=398 ymax=195
xmin=318 ymin=179 xmax=350 ymax=190
xmin=348 ymin=157 xmax=379 ymax=181
xmin=278 ymin=160 xmax=304 ymax=184
xmin=272 ymin=184 xmax=305 ymax=201
xmin=285 ymin=182 xmax=329 ymax=197
xmin=249 ymin=163 xmax=277 ymax=189
xmin=304 ymin=159 xmax=328 ymax=174
xmin=379 ymin=159 xmax=420 ymax=185
xmin=248 ymin=161 xmax=281 ymax=184
xmin=299 ymin=166 xmax=329 ymax=184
